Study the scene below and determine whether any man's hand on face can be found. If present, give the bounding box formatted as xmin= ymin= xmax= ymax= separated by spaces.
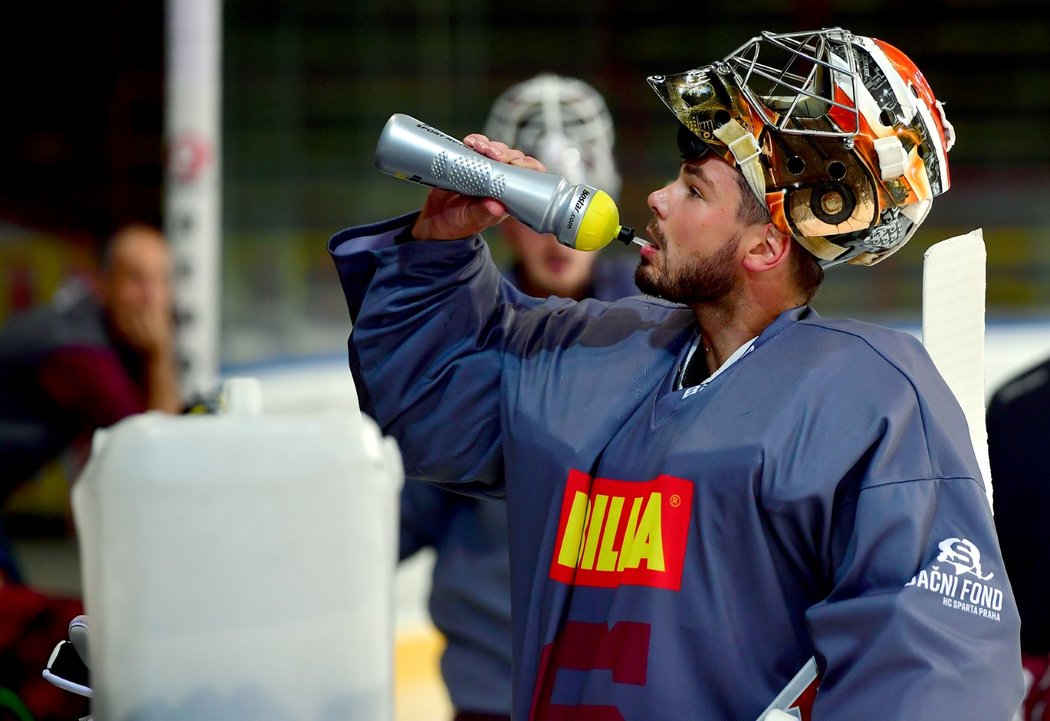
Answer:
xmin=111 ymin=301 xmax=174 ymax=358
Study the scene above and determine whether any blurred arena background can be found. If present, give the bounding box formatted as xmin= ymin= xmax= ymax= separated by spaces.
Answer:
xmin=2 ymin=1 xmax=1049 ymax=718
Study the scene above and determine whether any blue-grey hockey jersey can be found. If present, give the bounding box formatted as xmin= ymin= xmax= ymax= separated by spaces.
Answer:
xmin=330 ymin=213 xmax=1023 ymax=721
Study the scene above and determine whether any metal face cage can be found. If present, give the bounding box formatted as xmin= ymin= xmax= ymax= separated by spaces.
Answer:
xmin=720 ymin=27 xmax=861 ymax=139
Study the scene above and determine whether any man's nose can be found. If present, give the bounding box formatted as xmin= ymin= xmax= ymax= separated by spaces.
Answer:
xmin=647 ymin=185 xmax=669 ymax=218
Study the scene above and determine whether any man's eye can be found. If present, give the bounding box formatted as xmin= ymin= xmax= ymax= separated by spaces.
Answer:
xmin=688 ymin=185 xmax=703 ymax=199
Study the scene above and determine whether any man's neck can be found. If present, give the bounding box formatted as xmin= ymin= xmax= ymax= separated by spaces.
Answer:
xmin=690 ymin=295 xmax=801 ymax=372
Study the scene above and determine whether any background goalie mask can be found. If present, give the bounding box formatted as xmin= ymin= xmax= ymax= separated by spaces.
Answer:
xmin=485 ymin=73 xmax=622 ymax=201
xmin=648 ymin=28 xmax=956 ymax=267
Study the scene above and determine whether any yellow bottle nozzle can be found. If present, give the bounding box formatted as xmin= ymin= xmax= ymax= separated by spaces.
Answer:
xmin=574 ymin=190 xmax=627 ymax=251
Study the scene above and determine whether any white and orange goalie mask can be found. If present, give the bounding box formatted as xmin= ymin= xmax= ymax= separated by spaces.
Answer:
xmin=649 ymin=28 xmax=956 ymax=267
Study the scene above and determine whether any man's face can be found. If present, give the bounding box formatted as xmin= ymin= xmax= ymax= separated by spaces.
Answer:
xmin=502 ymin=218 xmax=599 ymax=299
xmin=103 ymin=230 xmax=172 ymax=313
xmin=635 ymin=155 xmax=753 ymax=305
xmin=100 ymin=228 xmax=173 ymax=350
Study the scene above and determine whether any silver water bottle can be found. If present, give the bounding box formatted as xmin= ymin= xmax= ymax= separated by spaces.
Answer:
xmin=374 ymin=113 xmax=634 ymax=251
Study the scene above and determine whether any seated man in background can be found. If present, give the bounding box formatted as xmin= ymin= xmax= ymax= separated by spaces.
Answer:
xmin=0 ymin=223 xmax=181 ymax=582
xmin=398 ymin=74 xmax=636 ymax=721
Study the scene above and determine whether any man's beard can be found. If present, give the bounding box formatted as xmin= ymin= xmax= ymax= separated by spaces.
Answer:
xmin=635 ymin=227 xmax=740 ymax=305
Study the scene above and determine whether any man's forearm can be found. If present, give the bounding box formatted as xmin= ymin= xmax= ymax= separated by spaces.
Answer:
xmin=144 ymin=348 xmax=182 ymax=413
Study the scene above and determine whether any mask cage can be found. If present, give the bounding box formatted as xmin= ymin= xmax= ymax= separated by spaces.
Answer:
xmin=721 ymin=28 xmax=861 ymax=139
xmin=484 ymin=74 xmax=620 ymax=197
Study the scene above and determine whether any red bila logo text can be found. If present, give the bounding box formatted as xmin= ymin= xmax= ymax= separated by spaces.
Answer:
xmin=549 ymin=470 xmax=694 ymax=591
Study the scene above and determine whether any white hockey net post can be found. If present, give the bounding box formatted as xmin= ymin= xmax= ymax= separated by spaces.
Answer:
xmin=921 ymin=229 xmax=992 ymax=510
xmin=165 ymin=0 xmax=223 ymax=401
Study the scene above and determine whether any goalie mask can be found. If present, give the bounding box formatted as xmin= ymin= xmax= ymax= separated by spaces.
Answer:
xmin=648 ymin=28 xmax=955 ymax=267
xmin=485 ymin=73 xmax=622 ymax=200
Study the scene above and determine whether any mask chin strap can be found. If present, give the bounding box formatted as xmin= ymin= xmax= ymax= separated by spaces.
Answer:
xmin=712 ymin=119 xmax=765 ymax=204
xmin=712 ymin=118 xmax=851 ymax=266
xmin=799 ymin=237 xmax=851 ymax=265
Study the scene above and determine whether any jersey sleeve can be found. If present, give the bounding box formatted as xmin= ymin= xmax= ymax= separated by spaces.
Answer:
xmin=806 ymin=475 xmax=1022 ymax=719
xmin=329 ymin=213 xmax=539 ymax=496
xmin=801 ymin=380 xmax=1024 ymax=719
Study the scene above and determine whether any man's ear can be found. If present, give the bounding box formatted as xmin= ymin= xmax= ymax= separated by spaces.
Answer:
xmin=741 ymin=224 xmax=791 ymax=273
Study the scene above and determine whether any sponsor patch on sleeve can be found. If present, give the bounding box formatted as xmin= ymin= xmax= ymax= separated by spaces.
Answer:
xmin=905 ymin=537 xmax=1005 ymax=622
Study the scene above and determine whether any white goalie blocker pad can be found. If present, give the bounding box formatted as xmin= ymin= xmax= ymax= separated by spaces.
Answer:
xmin=921 ymin=229 xmax=992 ymax=510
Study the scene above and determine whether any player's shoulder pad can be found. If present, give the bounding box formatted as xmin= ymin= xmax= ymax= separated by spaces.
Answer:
xmin=796 ymin=315 xmax=936 ymax=381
